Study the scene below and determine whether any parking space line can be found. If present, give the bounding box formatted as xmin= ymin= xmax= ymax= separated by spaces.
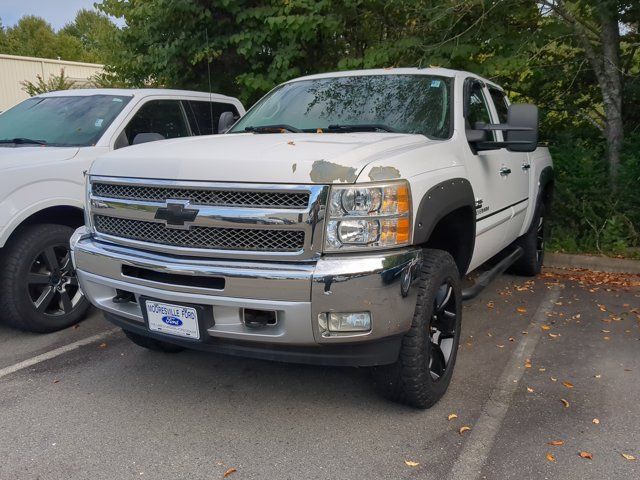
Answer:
xmin=447 ymin=286 xmax=562 ymax=480
xmin=0 ymin=328 xmax=120 ymax=380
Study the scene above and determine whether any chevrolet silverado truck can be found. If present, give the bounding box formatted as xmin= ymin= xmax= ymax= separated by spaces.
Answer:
xmin=71 ymin=69 xmax=553 ymax=408
xmin=0 ymin=88 xmax=244 ymax=332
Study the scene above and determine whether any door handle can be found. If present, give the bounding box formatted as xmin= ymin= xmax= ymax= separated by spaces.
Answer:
xmin=522 ymin=163 xmax=531 ymax=170
xmin=499 ymin=167 xmax=511 ymax=176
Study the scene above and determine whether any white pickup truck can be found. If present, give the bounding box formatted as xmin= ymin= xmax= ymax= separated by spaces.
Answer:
xmin=0 ymin=89 xmax=244 ymax=332
xmin=71 ymin=69 xmax=553 ymax=408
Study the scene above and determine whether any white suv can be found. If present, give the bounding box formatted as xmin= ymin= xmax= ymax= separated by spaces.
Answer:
xmin=0 ymin=89 xmax=244 ymax=332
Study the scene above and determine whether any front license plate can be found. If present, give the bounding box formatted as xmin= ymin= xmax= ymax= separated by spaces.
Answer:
xmin=145 ymin=301 xmax=200 ymax=340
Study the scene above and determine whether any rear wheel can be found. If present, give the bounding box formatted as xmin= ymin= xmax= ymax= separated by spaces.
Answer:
xmin=123 ymin=329 xmax=185 ymax=353
xmin=373 ymin=249 xmax=462 ymax=409
xmin=0 ymin=224 xmax=90 ymax=333
xmin=510 ymin=202 xmax=547 ymax=276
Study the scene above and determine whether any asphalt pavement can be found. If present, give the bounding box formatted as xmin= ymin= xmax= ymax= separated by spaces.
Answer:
xmin=0 ymin=270 xmax=638 ymax=480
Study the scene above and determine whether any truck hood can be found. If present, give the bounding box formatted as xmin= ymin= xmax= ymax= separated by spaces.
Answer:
xmin=91 ymin=133 xmax=432 ymax=184
xmin=0 ymin=146 xmax=79 ymax=170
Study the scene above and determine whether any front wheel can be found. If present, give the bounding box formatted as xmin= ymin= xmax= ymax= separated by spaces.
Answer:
xmin=0 ymin=224 xmax=90 ymax=333
xmin=373 ymin=249 xmax=462 ymax=409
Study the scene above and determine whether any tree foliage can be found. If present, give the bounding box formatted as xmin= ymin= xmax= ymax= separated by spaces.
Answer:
xmin=20 ymin=68 xmax=76 ymax=95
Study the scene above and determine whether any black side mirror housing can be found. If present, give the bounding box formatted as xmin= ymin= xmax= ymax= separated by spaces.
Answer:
xmin=467 ymin=103 xmax=539 ymax=153
xmin=505 ymin=104 xmax=538 ymax=152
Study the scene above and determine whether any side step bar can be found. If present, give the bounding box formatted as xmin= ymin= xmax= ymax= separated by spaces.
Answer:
xmin=462 ymin=247 xmax=523 ymax=301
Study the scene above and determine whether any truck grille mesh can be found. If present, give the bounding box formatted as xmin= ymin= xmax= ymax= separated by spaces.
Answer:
xmin=92 ymin=182 xmax=309 ymax=209
xmin=93 ymin=215 xmax=305 ymax=252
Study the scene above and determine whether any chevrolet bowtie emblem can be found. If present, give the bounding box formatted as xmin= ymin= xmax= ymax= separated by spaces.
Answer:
xmin=154 ymin=201 xmax=199 ymax=229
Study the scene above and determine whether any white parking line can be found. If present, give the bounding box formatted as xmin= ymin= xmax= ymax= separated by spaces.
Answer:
xmin=0 ymin=328 xmax=120 ymax=380
xmin=447 ymin=286 xmax=562 ymax=480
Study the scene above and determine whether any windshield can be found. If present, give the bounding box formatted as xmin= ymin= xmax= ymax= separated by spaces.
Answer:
xmin=231 ymin=74 xmax=452 ymax=138
xmin=0 ymin=95 xmax=132 ymax=147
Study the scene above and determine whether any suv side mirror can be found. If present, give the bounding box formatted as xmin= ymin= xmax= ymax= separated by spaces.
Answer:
xmin=505 ymin=104 xmax=538 ymax=152
xmin=468 ymin=103 xmax=539 ymax=153
xmin=218 ymin=111 xmax=236 ymax=134
xmin=132 ymin=132 xmax=166 ymax=145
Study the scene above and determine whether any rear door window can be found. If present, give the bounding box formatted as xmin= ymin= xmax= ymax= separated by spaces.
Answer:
xmin=488 ymin=87 xmax=509 ymax=124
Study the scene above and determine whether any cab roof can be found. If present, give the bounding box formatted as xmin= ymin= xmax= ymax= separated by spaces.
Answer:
xmin=36 ymin=88 xmax=240 ymax=103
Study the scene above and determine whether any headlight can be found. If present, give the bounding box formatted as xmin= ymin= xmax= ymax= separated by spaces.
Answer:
xmin=324 ymin=181 xmax=411 ymax=251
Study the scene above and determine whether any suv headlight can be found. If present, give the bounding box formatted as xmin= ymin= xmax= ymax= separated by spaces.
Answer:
xmin=324 ymin=181 xmax=411 ymax=251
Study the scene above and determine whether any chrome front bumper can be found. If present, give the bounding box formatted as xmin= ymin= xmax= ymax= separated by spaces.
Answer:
xmin=71 ymin=227 xmax=421 ymax=361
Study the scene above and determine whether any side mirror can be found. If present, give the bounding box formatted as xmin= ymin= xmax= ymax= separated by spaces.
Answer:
xmin=505 ymin=104 xmax=538 ymax=152
xmin=132 ymin=132 xmax=165 ymax=145
xmin=218 ymin=111 xmax=236 ymax=134
xmin=467 ymin=103 xmax=539 ymax=153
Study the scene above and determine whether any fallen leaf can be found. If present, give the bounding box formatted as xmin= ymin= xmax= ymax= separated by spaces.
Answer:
xmin=621 ymin=453 xmax=636 ymax=461
xmin=541 ymin=325 xmax=552 ymax=331
xmin=561 ymin=398 xmax=570 ymax=408
xmin=487 ymin=301 xmax=495 ymax=309
xmin=287 ymin=140 xmax=295 ymax=145
xmin=98 ymin=343 xmax=107 ymax=349
xmin=525 ymin=360 xmax=532 ymax=368
xmin=601 ymin=329 xmax=611 ymax=333
xmin=447 ymin=413 xmax=458 ymax=421
xmin=517 ymin=307 xmax=527 ymax=314
xmin=459 ymin=426 xmax=471 ymax=434
xmin=546 ymin=453 xmax=556 ymax=462
xmin=527 ymin=387 xmax=534 ymax=393
xmin=592 ymin=418 xmax=600 ymax=424
xmin=579 ymin=451 xmax=593 ymax=460
xmin=53 ymin=379 xmax=60 ymax=384
xmin=551 ymin=376 xmax=558 ymax=382
xmin=548 ymin=440 xmax=565 ymax=446
xmin=549 ymin=333 xmax=560 ymax=338
xmin=496 ymin=344 xmax=505 ymax=348
xmin=508 ymin=337 xmax=515 ymax=342
xmin=562 ymin=381 xmax=574 ymax=389
xmin=404 ymin=460 xmax=420 ymax=467
xmin=539 ymin=367 xmax=546 ymax=372
xmin=603 ymin=336 xmax=610 ymax=341
xmin=594 ymin=374 xmax=601 ymax=379
xmin=223 ymin=467 xmax=237 ymax=477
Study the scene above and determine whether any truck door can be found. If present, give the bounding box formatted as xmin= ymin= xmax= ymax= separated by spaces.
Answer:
xmin=486 ymin=86 xmax=531 ymax=240
xmin=462 ymin=78 xmax=514 ymax=269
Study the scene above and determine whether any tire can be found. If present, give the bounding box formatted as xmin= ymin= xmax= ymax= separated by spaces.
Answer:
xmin=510 ymin=201 xmax=547 ymax=276
xmin=123 ymin=329 xmax=185 ymax=353
xmin=373 ymin=249 xmax=462 ymax=409
xmin=0 ymin=224 xmax=90 ymax=333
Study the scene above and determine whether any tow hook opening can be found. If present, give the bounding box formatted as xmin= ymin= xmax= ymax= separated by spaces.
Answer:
xmin=242 ymin=309 xmax=277 ymax=328
xmin=112 ymin=289 xmax=136 ymax=304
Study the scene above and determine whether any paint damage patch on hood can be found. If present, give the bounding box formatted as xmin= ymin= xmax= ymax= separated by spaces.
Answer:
xmin=310 ymin=160 xmax=358 ymax=183
xmin=368 ymin=166 xmax=401 ymax=181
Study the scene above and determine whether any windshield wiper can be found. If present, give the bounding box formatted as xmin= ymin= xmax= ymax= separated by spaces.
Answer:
xmin=0 ymin=137 xmax=48 ymax=145
xmin=245 ymin=125 xmax=302 ymax=133
xmin=325 ymin=124 xmax=396 ymax=133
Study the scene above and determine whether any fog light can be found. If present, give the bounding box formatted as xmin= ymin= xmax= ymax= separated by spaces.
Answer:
xmin=327 ymin=312 xmax=371 ymax=332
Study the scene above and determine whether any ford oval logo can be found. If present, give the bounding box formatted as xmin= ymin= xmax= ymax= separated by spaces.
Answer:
xmin=162 ymin=315 xmax=183 ymax=327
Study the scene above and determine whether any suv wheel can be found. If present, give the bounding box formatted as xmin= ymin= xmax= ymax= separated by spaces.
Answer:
xmin=373 ymin=249 xmax=462 ymax=409
xmin=510 ymin=202 xmax=547 ymax=276
xmin=0 ymin=224 xmax=90 ymax=333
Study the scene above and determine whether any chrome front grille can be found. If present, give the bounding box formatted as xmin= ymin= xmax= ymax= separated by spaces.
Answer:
xmin=94 ymin=215 xmax=305 ymax=252
xmin=88 ymin=177 xmax=328 ymax=260
xmin=92 ymin=182 xmax=309 ymax=209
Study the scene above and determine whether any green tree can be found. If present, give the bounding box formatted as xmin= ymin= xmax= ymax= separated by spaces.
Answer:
xmin=60 ymin=9 xmax=122 ymax=63
xmin=1 ymin=15 xmax=85 ymax=60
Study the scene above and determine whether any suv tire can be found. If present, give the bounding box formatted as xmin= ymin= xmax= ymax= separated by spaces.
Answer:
xmin=510 ymin=201 xmax=547 ymax=276
xmin=373 ymin=249 xmax=462 ymax=409
xmin=123 ymin=329 xmax=185 ymax=353
xmin=0 ymin=224 xmax=90 ymax=333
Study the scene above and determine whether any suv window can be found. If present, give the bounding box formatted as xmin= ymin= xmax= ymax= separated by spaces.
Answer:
xmin=488 ymin=88 xmax=509 ymax=124
xmin=466 ymin=81 xmax=496 ymax=141
xmin=184 ymin=101 xmax=240 ymax=135
xmin=120 ymin=100 xmax=189 ymax=147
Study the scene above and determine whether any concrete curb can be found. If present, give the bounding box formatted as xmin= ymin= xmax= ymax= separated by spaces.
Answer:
xmin=545 ymin=252 xmax=640 ymax=274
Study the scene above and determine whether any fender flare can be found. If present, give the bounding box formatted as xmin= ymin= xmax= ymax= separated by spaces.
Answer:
xmin=413 ymin=178 xmax=476 ymax=245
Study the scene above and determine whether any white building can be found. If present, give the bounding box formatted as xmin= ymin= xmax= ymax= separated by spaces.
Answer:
xmin=0 ymin=54 xmax=103 ymax=111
